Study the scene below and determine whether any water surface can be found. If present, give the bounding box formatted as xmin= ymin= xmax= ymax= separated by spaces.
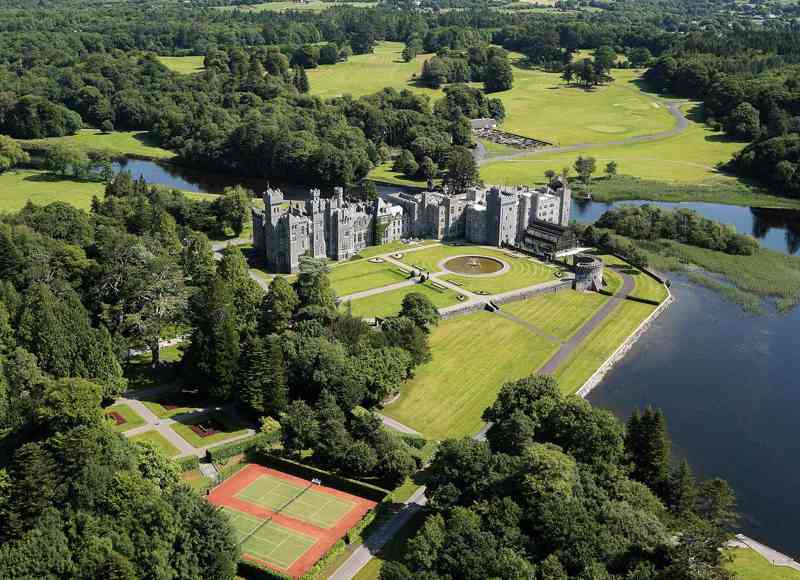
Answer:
xmin=588 ymin=278 xmax=800 ymax=557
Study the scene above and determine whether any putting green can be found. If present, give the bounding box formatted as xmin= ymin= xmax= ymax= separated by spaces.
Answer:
xmin=236 ymin=474 xmax=355 ymax=529
xmin=224 ymin=508 xmax=317 ymax=570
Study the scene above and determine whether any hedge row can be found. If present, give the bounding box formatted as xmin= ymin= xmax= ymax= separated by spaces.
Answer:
xmin=206 ymin=432 xmax=274 ymax=463
xmin=259 ymin=454 xmax=390 ymax=503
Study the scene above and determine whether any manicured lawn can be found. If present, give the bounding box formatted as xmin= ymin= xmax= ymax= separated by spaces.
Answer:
xmin=157 ymin=55 xmax=205 ymax=74
xmin=398 ymin=244 xmax=556 ymax=294
xmin=182 ymin=469 xmax=214 ymax=494
xmin=22 ymin=128 xmax=175 ymax=159
xmin=368 ymin=162 xmax=434 ymax=188
xmin=328 ymin=259 xmax=410 ymax=296
xmin=383 ymin=311 xmax=559 ymax=439
xmin=502 ymin=290 xmax=609 ymax=340
xmin=481 ymin=103 xmax=745 ymax=185
xmin=216 ymin=0 xmax=375 ymax=12
xmin=0 ymin=169 xmax=105 ymax=211
xmin=357 ymin=239 xmax=438 ymax=259
xmin=104 ymin=403 xmax=147 ymax=433
xmin=346 ymin=281 xmax=464 ymax=318
xmin=129 ymin=430 xmax=181 ymax=457
xmin=170 ymin=412 xmax=250 ymax=448
xmin=628 ymin=270 xmax=669 ymax=303
xmin=726 ymin=548 xmax=800 ymax=580
xmin=552 ymin=300 xmax=656 ymax=394
xmin=142 ymin=399 xmax=197 ymax=419
xmin=604 ymin=268 xmax=624 ymax=294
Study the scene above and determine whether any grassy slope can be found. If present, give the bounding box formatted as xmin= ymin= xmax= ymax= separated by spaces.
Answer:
xmin=328 ymin=259 xmax=410 ymax=295
xmin=22 ymin=128 xmax=175 ymax=159
xmin=129 ymin=430 xmax=181 ymax=457
xmin=502 ymin=290 xmax=609 ymax=340
xmin=727 ymin=548 xmax=800 ymax=580
xmin=0 ymin=169 xmax=105 ymax=211
xmin=553 ymin=300 xmax=655 ymax=394
xmin=347 ymin=281 xmax=463 ymax=318
xmin=383 ymin=311 xmax=559 ymax=439
xmin=157 ymin=55 xmax=205 ymax=74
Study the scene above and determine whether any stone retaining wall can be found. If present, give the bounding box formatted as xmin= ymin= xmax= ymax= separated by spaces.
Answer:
xmin=575 ymin=286 xmax=673 ymax=399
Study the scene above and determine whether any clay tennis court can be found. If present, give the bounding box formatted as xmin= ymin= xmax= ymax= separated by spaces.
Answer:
xmin=208 ymin=464 xmax=376 ymax=578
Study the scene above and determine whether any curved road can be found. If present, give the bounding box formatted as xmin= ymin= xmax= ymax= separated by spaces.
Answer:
xmin=476 ymin=101 xmax=689 ymax=165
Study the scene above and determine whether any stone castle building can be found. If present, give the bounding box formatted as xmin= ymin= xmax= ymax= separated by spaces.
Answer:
xmin=252 ymin=180 xmax=572 ymax=273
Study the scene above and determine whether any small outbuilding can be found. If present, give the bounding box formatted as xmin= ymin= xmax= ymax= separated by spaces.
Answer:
xmin=470 ymin=118 xmax=498 ymax=131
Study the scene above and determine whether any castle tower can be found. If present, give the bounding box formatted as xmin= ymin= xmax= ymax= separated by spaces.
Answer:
xmin=556 ymin=177 xmax=572 ymax=226
xmin=486 ymin=188 xmax=518 ymax=247
xmin=305 ymin=188 xmax=326 ymax=259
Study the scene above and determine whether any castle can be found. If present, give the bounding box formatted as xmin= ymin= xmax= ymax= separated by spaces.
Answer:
xmin=252 ymin=180 xmax=572 ymax=273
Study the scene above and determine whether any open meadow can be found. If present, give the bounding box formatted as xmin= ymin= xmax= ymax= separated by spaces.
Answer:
xmin=21 ymin=128 xmax=175 ymax=160
xmin=157 ymin=55 xmax=205 ymax=75
xmin=0 ymin=169 xmax=105 ymax=211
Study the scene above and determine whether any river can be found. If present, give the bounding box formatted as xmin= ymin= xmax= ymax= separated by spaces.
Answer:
xmin=588 ymin=277 xmax=800 ymax=558
xmin=117 ymin=157 xmax=800 ymax=557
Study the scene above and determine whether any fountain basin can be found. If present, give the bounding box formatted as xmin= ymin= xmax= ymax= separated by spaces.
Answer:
xmin=442 ymin=255 xmax=507 ymax=276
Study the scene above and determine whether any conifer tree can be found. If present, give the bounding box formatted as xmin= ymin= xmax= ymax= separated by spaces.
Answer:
xmin=259 ymin=276 xmax=298 ymax=335
xmin=264 ymin=337 xmax=289 ymax=416
xmin=237 ymin=336 xmax=270 ymax=413
xmin=293 ymin=66 xmax=309 ymax=93
xmin=625 ymin=407 xmax=671 ymax=492
xmin=187 ymin=276 xmax=240 ymax=400
xmin=667 ymin=459 xmax=697 ymax=516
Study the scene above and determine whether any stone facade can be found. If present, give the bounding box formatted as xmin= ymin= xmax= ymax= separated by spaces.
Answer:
xmin=253 ymin=180 xmax=572 ymax=273
xmin=573 ymin=254 xmax=605 ymax=292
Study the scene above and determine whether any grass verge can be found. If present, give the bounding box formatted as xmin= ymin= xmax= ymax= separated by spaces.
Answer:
xmin=170 ymin=412 xmax=250 ymax=448
xmin=129 ymin=430 xmax=181 ymax=457
xmin=726 ymin=548 xmax=800 ymax=580
xmin=104 ymin=403 xmax=146 ymax=433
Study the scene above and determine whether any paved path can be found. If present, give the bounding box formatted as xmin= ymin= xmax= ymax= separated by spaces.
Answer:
xmin=538 ymin=273 xmax=634 ymax=375
xmin=728 ymin=534 xmax=800 ymax=572
xmin=476 ymin=101 xmax=690 ymax=165
xmin=116 ymin=386 xmax=256 ymax=458
xmin=339 ymin=278 xmax=418 ymax=303
xmin=377 ymin=413 xmax=422 ymax=436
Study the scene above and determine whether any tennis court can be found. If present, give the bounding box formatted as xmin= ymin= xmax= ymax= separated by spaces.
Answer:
xmin=207 ymin=464 xmax=378 ymax=578
xmin=235 ymin=472 xmax=356 ymax=529
xmin=223 ymin=508 xmax=317 ymax=570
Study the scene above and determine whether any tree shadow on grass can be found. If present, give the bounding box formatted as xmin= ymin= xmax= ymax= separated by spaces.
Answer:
xmin=22 ymin=171 xmax=101 ymax=185
xmin=132 ymin=131 xmax=164 ymax=149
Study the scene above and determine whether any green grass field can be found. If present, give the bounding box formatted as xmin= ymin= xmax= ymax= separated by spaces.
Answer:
xmin=604 ymin=269 xmax=624 ymax=294
xmin=236 ymin=473 xmax=355 ymax=529
xmin=357 ymin=239 xmax=438 ymax=259
xmin=0 ymin=169 xmax=106 ymax=211
xmin=141 ymin=398 xmax=197 ymax=419
xmin=346 ymin=281 xmax=463 ymax=318
xmin=157 ymin=55 xmax=205 ymax=74
xmin=481 ymin=103 xmax=745 ymax=185
xmin=216 ymin=0 xmax=375 ymax=12
xmin=398 ymin=244 xmax=556 ymax=294
xmin=171 ymin=413 xmax=250 ymax=448
xmin=552 ymin=300 xmax=656 ymax=394
xmin=311 ymin=43 xmax=674 ymax=148
xmin=224 ymin=507 xmax=317 ymax=570
xmin=502 ymin=290 xmax=609 ymax=340
xmin=383 ymin=311 xmax=559 ymax=439
xmin=628 ymin=270 xmax=669 ymax=302
xmin=129 ymin=430 xmax=181 ymax=457
xmin=328 ymin=259 xmax=410 ymax=296
xmin=105 ymin=403 xmax=146 ymax=433
xmin=22 ymin=128 xmax=175 ymax=159
xmin=726 ymin=548 xmax=800 ymax=580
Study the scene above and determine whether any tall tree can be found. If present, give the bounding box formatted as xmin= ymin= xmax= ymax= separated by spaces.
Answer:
xmin=0 ymin=136 xmax=29 ymax=173
xmin=399 ymin=292 xmax=440 ymax=332
xmin=444 ymin=146 xmax=478 ymax=193
xmin=484 ymin=55 xmax=514 ymax=93
xmin=626 ymin=407 xmax=671 ymax=492
xmin=260 ymin=276 xmax=299 ymax=334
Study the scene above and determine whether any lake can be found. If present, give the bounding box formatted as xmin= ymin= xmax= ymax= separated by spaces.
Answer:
xmin=588 ymin=277 xmax=800 ymax=558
